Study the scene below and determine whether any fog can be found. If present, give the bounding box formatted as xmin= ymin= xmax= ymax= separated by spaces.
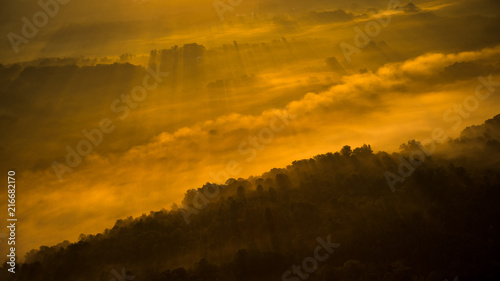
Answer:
xmin=1 ymin=0 xmax=500 ymax=261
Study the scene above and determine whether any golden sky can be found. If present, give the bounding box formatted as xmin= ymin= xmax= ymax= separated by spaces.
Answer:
xmin=1 ymin=0 xmax=500 ymax=260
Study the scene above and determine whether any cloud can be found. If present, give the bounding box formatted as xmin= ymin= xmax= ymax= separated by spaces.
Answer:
xmin=3 ymin=0 xmax=500 ymax=263
xmin=307 ymin=9 xmax=354 ymax=23
xmin=395 ymin=3 xmax=421 ymax=13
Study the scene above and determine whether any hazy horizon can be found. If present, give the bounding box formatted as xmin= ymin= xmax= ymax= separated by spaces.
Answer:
xmin=1 ymin=0 xmax=500 ymax=270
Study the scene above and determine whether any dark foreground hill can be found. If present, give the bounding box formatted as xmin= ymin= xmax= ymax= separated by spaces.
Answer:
xmin=3 ymin=115 xmax=500 ymax=281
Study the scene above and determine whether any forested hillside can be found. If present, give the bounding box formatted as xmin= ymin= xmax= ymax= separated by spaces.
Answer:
xmin=3 ymin=115 xmax=500 ymax=281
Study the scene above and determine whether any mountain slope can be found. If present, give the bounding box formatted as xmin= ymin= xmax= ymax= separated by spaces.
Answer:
xmin=3 ymin=115 xmax=500 ymax=281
